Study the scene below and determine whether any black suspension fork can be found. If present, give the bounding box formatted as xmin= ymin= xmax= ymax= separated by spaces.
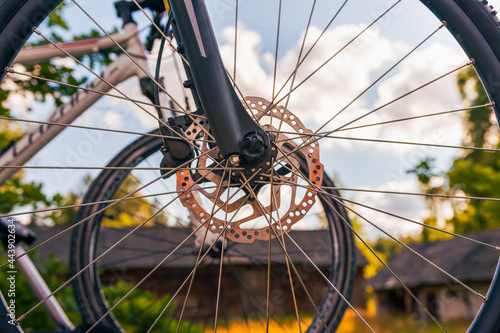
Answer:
xmin=167 ymin=0 xmax=270 ymax=163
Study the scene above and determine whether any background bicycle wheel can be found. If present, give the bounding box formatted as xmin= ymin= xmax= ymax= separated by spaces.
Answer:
xmin=1 ymin=0 xmax=500 ymax=332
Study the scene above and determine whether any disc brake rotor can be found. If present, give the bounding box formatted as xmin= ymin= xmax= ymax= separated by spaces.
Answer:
xmin=177 ymin=96 xmax=324 ymax=243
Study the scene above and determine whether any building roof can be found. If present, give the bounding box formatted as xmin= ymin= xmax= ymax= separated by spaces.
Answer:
xmin=367 ymin=228 xmax=500 ymax=291
xmin=29 ymin=226 xmax=368 ymax=270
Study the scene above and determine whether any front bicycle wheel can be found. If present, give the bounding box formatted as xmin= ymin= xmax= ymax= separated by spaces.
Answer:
xmin=1 ymin=0 xmax=500 ymax=332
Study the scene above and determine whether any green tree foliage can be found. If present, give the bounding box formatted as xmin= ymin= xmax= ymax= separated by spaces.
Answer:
xmin=101 ymin=175 xmax=168 ymax=227
xmin=407 ymin=67 xmax=500 ymax=237
xmin=406 ymin=158 xmax=449 ymax=242
xmin=446 ymin=67 xmax=500 ymax=234
xmin=104 ymin=281 xmax=203 ymax=332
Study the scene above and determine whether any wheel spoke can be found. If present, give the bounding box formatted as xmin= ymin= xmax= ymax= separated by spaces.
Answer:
xmin=265 ymin=155 xmax=490 ymax=307
xmin=0 ymin=165 xmax=235 ymax=171
xmin=274 ymin=146 xmax=448 ymax=330
xmin=233 ymin=0 xmax=239 ymax=86
xmin=0 ymin=186 xmax=218 ymax=218
xmin=269 ymin=160 xmax=303 ymax=332
xmin=265 ymin=164 xmax=274 ymax=332
xmin=16 ymin=152 xmax=225 ymax=325
xmin=32 ymin=16 xmax=215 ymax=147
xmin=238 ymin=172 xmax=334 ymax=333
xmin=259 ymin=176 xmax=500 ymax=252
xmin=270 ymin=0 xmax=350 ymax=103
xmin=176 ymin=163 xmax=230 ymax=332
xmin=70 ymin=0 xmax=188 ymax=113
xmin=314 ymin=22 xmax=446 ymax=134
xmin=328 ymin=191 xmax=486 ymax=300
xmin=330 ymin=61 xmax=474 ymax=133
xmin=273 ymin=58 xmax=475 ymax=165
xmin=261 ymin=0 xmax=402 ymax=119
xmin=278 ymin=0 xmax=317 ymax=133
xmin=276 ymin=133 xmax=500 ymax=153
xmin=315 ymin=185 xmax=500 ymax=204
xmin=214 ymin=174 xmax=232 ymax=332
xmin=335 ymin=104 xmax=494 ymax=133
xmin=0 ymin=115 xmax=165 ymax=138
xmin=4 ymin=68 xmax=199 ymax=117
xmin=81 ymin=159 xmax=239 ymax=332
xmin=0 ymin=147 xmax=215 ymax=267
xmin=147 ymin=176 xmax=262 ymax=332
xmin=271 ymin=0 xmax=283 ymax=101
xmin=270 ymin=146 xmax=374 ymax=331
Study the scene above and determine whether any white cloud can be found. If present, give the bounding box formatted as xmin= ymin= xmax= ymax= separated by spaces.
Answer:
xmin=214 ymin=24 xmax=467 ymax=161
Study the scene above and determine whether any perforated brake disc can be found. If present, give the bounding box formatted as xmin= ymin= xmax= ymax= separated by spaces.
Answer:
xmin=177 ymin=97 xmax=324 ymax=243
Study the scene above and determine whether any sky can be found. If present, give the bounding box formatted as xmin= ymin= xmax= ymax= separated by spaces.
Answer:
xmin=5 ymin=0 xmax=500 ymax=238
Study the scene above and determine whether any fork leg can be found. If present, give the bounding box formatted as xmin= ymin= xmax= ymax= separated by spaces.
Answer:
xmin=169 ymin=0 xmax=270 ymax=161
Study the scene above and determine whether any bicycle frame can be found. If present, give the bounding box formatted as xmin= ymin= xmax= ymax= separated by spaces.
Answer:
xmin=0 ymin=23 xmax=150 ymax=185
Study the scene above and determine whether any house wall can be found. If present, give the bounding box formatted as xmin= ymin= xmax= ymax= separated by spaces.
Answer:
xmin=373 ymin=282 xmax=490 ymax=323
xmin=417 ymin=283 xmax=489 ymax=323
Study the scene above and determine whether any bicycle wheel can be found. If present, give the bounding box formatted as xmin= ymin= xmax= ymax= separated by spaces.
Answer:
xmin=1 ymin=0 xmax=500 ymax=332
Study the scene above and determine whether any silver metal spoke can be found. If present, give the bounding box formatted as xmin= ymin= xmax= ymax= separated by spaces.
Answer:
xmin=270 ymin=146 xmax=374 ymax=331
xmin=4 ymin=68 xmax=200 ymax=118
xmin=258 ymin=177 xmax=500 ymax=252
xmin=0 ymin=165 xmax=234 ymax=171
xmin=279 ymin=0 xmax=317 ymax=133
xmin=146 ymin=182 xmax=256 ymax=333
xmin=175 ymin=163 xmax=230 ymax=333
xmin=16 ymin=152 xmax=223 ymax=324
xmin=70 ymin=0 xmax=187 ymax=113
xmin=275 ymin=133 xmax=500 ymax=153
xmin=318 ymin=185 xmax=500 ymax=203
xmin=80 ymin=159 xmax=230 ymax=332
xmin=0 ymin=148 xmax=215 ymax=269
xmin=315 ymin=22 xmax=446 ymax=134
xmin=335 ymin=103 xmax=494 ymax=133
xmin=238 ymin=173 xmax=333 ymax=333
xmin=233 ymin=0 xmax=239 ymax=85
xmin=0 ymin=115 xmax=167 ymax=139
xmin=331 ymin=61 xmax=474 ymax=133
xmin=271 ymin=0 xmax=282 ymax=101
xmin=261 ymin=0 xmax=402 ymax=118
xmin=263 ymin=157 xmax=493 ymax=303
xmin=30 ymin=28 xmax=210 ymax=153
xmin=271 ymin=0 xmax=350 ymax=103
xmin=0 ymin=186 xmax=217 ymax=218
xmin=327 ymin=191 xmax=486 ymax=302
xmin=273 ymin=147 xmax=438 ymax=330
xmin=214 ymin=174 xmax=232 ymax=332
xmin=269 ymin=160 xmax=303 ymax=333
xmin=266 ymin=163 xmax=274 ymax=332
xmin=274 ymin=35 xmax=470 ymax=166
